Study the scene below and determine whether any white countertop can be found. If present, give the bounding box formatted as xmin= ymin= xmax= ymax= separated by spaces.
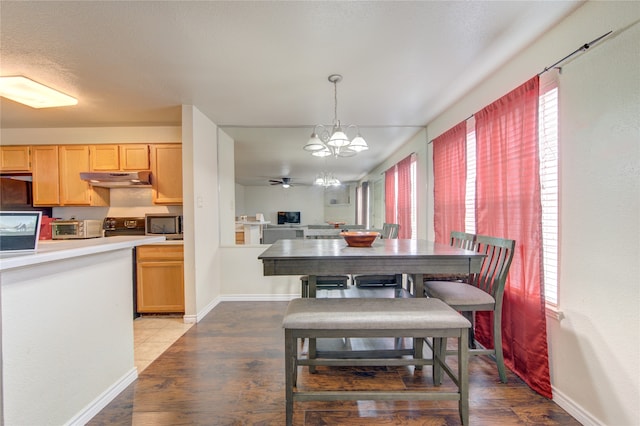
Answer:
xmin=0 ymin=236 xmax=166 ymax=271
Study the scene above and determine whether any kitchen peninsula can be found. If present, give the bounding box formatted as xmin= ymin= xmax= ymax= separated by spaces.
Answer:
xmin=0 ymin=235 xmax=165 ymax=425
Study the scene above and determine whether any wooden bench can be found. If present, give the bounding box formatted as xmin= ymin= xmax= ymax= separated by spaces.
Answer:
xmin=282 ymin=297 xmax=471 ymax=425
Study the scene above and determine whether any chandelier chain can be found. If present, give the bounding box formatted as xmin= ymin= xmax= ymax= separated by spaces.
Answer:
xmin=333 ymin=78 xmax=338 ymax=125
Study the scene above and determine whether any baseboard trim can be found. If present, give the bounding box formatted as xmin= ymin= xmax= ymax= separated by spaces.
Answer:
xmin=66 ymin=367 xmax=138 ymax=426
xmin=552 ymin=384 xmax=602 ymax=426
xmin=194 ymin=296 xmax=222 ymax=323
xmin=219 ymin=294 xmax=299 ymax=302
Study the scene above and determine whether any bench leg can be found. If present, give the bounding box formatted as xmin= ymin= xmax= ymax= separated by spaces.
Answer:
xmin=308 ymin=337 xmax=317 ymax=373
xmin=413 ymin=337 xmax=424 ymax=370
xmin=285 ymin=329 xmax=295 ymax=426
xmin=459 ymin=329 xmax=469 ymax=426
xmin=432 ymin=337 xmax=442 ymax=385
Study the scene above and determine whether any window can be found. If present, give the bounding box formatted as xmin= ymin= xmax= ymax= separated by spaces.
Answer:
xmin=464 ymin=123 xmax=476 ymax=235
xmin=385 ymin=153 xmax=417 ymax=239
xmin=538 ymin=85 xmax=559 ymax=306
xmin=462 ymin=86 xmax=559 ymax=306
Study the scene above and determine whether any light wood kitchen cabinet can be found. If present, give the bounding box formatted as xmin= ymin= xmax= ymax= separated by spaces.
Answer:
xmin=136 ymin=244 xmax=185 ymax=313
xmin=0 ymin=145 xmax=31 ymax=172
xmin=59 ymin=145 xmax=109 ymax=206
xmin=31 ymin=145 xmax=60 ymax=206
xmin=120 ymin=144 xmax=149 ymax=170
xmin=150 ymin=143 xmax=182 ymax=205
xmin=89 ymin=145 xmax=120 ymax=170
xmin=90 ymin=144 xmax=149 ymax=171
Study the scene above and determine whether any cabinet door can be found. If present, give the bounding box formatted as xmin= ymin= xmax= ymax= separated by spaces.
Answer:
xmin=0 ymin=146 xmax=31 ymax=172
xmin=136 ymin=260 xmax=185 ymax=313
xmin=90 ymin=145 xmax=120 ymax=171
xmin=32 ymin=146 xmax=60 ymax=206
xmin=59 ymin=145 xmax=109 ymax=206
xmin=150 ymin=144 xmax=182 ymax=205
xmin=59 ymin=145 xmax=92 ymax=205
xmin=120 ymin=144 xmax=149 ymax=170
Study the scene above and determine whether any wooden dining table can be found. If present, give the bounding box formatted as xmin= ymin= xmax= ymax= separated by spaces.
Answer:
xmin=259 ymin=238 xmax=485 ymax=360
xmin=258 ymin=238 xmax=484 ymax=298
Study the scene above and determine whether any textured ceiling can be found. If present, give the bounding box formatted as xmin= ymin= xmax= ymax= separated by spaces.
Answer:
xmin=0 ymin=1 xmax=583 ymax=185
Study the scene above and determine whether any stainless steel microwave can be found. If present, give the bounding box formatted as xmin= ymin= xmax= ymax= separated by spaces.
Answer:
xmin=145 ymin=214 xmax=183 ymax=240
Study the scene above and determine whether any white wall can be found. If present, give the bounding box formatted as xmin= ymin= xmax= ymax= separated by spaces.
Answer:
xmin=239 ymin=184 xmax=327 ymax=225
xmin=220 ymin=246 xmax=300 ymax=300
xmin=425 ymin=3 xmax=640 ymax=425
xmin=182 ymin=105 xmax=222 ymax=320
xmin=218 ymin=130 xmax=237 ymax=247
xmin=234 ymin=183 xmax=246 ymax=216
xmin=2 ymin=249 xmax=136 ymax=425
xmin=0 ymin=126 xmax=181 ymax=145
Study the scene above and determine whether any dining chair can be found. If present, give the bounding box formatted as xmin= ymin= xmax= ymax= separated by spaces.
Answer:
xmin=381 ymin=222 xmax=400 ymax=239
xmin=422 ymin=231 xmax=477 ymax=283
xmin=353 ymin=223 xmax=403 ymax=292
xmin=451 ymin=231 xmax=476 ymax=250
xmin=405 ymin=231 xmax=476 ymax=295
xmin=424 ymin=234 xmax=516 ymax=383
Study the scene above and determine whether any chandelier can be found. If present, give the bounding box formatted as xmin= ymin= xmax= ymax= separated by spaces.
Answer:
xmin=303 ymin=74 xmax=368 ymax=158
xmin=314 ymin=171 xmax=341 ymax=187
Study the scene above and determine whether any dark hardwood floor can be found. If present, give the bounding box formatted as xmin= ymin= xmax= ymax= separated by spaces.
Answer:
xmin=89 ymin=301 xmax=579 ymax=425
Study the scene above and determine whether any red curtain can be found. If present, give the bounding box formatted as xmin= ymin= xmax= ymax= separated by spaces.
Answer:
xmin=385 ymin=167 xmax=396 ymax=225
xmin=474 ymin=76 xmax=552 ymax=398
xmin=396 ymin=155 xmax=413 ymax=239
xmin=432 ymin=121 xmax=467 ymax=244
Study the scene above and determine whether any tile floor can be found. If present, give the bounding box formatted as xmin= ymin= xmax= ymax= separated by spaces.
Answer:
xmin=133 ymin=316 xmax=194 ymax=372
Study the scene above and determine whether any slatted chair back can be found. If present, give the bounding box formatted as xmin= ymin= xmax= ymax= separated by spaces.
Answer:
xmin=450 ymin=231 xmax=476 ymax=251
xmin=469 ymin=235 xmax=516 ymax=306
xmin=382 ymin=223 xmax=399 ymax=239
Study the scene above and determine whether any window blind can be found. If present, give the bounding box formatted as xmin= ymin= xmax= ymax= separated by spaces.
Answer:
xmin=539 ymin=86 xmax=559 ymax=306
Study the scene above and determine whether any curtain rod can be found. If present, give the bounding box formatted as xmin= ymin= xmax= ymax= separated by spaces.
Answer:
xmin=428 ymin=30 xmax=613 ymax=145
xmin=538 ymin=30 xmax=612 ymax=76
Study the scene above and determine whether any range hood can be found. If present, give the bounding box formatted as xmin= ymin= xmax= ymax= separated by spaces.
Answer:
xmin=79 ymin=171 xmax=152 ymax=188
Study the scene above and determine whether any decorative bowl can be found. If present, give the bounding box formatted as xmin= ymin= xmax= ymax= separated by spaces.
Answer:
xmin=340 ymin=231 xmax=380 ymax=247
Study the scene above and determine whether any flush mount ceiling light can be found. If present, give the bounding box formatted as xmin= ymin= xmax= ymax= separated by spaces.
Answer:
xmin=314 ymin=171 xmax=341 ymax=187
xmin=0 ymin=76 xmax=78 ymax=108
xmin=303 ymin=74 xmax=368 ymax=158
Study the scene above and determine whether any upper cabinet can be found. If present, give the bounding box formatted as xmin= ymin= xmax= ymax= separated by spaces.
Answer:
xmin=32 ymin=146 xmax=60 ymax=206
xmin=150 ymin=144 xmax=182 ymax=205
xmin=5 ymin=143 xmax=180 ymax=207
xmin=0 ymin=146 xmax=31 ymax=172
xmin=120 ymin=144 xmax=150 ymax=170
xmin=32 ymin=145 xmax=109 ymax=207
xmin=90 ymin=144 xmax=149 ymax=171
xmin=59 ymin=145 xmax=109 ymax=206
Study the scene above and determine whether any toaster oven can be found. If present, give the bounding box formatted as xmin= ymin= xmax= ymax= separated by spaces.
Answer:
xmin=51 ymin=219 xmax=104 ymax=239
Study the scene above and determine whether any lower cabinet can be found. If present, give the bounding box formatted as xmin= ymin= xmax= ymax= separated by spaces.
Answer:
xmin=136 ymin=244 xmax=184 ymax=313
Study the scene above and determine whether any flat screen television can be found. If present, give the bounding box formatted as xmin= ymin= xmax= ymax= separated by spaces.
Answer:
xmin=0 ymin=211 xmax=42 ymax=252
xmin=277 ymin=211 xmax=301 ymax=225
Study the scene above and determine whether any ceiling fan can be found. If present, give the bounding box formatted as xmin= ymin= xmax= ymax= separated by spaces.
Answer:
xmin=269 ymin=177 xmax=294 ymax=188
